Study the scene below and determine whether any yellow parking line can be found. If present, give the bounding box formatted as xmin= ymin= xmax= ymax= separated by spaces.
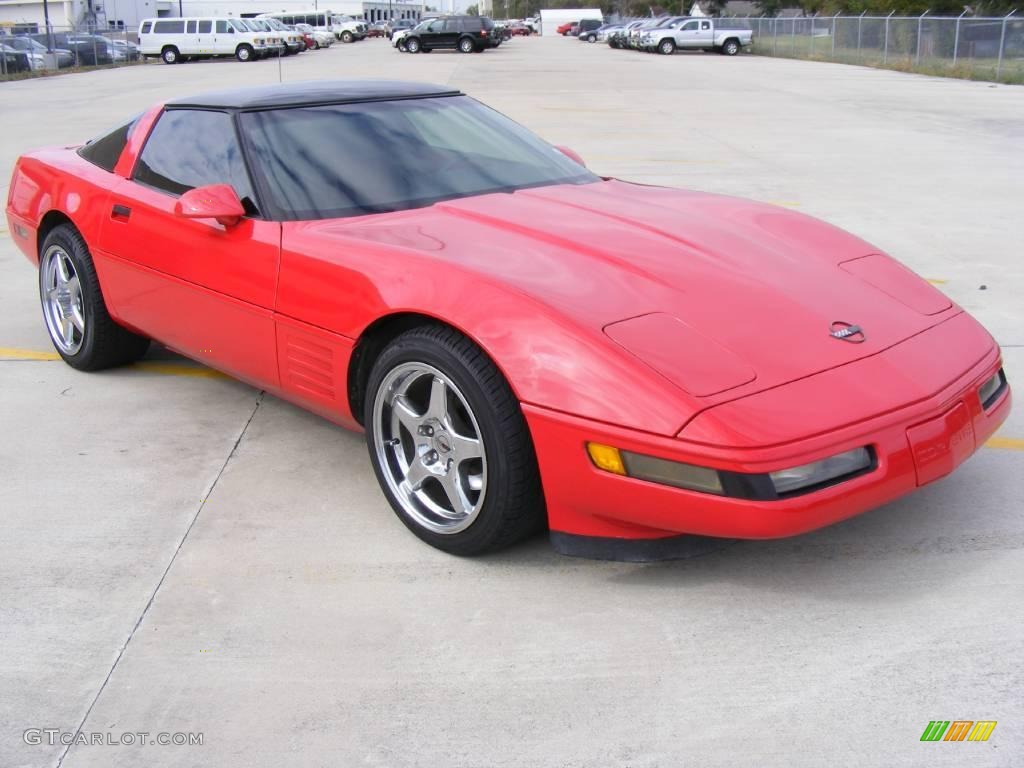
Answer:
xmin=130 ymin=361 xmax=228 ymax=379
xmin=767 ymin=201 xmax=801 ymax=208
xmin=986 ymin=436 xmax=1024 ymax=451
xmin=927 ymin=278 xmax=948 ymax=285
xmin=0 ymin=347 xmax=61 ymax=361
xmin=0 ymin=347 xmax=225 ymax=378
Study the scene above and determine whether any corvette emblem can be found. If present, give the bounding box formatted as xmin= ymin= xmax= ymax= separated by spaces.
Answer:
xmin=830 ymin=321 xmax=866 ymax=343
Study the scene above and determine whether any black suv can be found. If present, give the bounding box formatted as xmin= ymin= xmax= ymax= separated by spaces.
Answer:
xmin=403 ymin=16 xmax=498 ymax=53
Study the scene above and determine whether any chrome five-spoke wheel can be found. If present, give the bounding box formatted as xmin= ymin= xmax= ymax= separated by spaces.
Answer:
xmin=372 ymin=362 xmax=487 ymax=535
xmin=41 ymin=245 xmax=85 ymax=356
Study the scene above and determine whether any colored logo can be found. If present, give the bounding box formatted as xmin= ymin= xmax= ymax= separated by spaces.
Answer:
xmin=920 ymin=720 xmax=997 ymax=742
xmin=829 ymin=321 xmax=866 ymax=343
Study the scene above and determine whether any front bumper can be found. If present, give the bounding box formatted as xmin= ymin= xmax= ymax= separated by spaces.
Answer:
xmin=525 ymin=318 xmax=1010 ymax=549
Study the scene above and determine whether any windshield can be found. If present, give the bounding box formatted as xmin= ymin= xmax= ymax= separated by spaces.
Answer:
xmin=241 ymin=95 xmax=599 ymax=221
xmin=235 ymin=20 xmax=255 ymax=31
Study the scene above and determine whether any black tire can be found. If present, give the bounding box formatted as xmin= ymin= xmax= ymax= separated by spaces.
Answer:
xmin=160 ymin=46 xmax=179 ymax=64
xmin=341 ymin=30 xmax=354 ymax=43
xmin=586 ymin=33 xmax=596 ymax=42
xmin=405 ymin=36 xmax=420 ymax=53
xmin=722 ymin=38 xmax=740 ymax=56
xmin=38 ymin=224 xmax=149 ymax=371
xmin=659 ymin=39 xmax=675 ymax=55
xmin=458 ymin=36 xmax=474 ymax=53
xmin=235 ymin=44 xmax=254 ymax=62
xmin=364 ymin=325 xmax=544 ymax=556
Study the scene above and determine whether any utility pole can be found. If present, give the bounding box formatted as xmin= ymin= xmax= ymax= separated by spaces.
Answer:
xmin=42 ymin=0 xmax=54 ymax=51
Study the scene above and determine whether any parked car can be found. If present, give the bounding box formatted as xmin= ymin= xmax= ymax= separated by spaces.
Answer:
xmin=367 ymin=23 xmax=386 ymax=38
xmin=30 ymin=32 xmax=113 ymax=65
xmin=7 ymin=80 xmax=1011 ymax=560
xmin=508 ymin=22 xmax=531 ymax=36
xmin=386 ymin=18 xmax=416 ymax=39
xmin=322 ymin=15 xmax=367 ymax=42
xmin=556 ymin=21 xmax=576 ymax=36
xmin=642 ymin=17 xmax=753 ymax=55
xmin=110 ymin=39 xmax=141 ymax=61
xmin=5 ymin=36 xmax=74 ymax=68
xmin=575 ymin=18 xmax=603 ymax=41
xmin=402 ymin=16 xmax=498 ymax=54
xmin=295 ymin=23 xmax=333 ymax=48
xmin=607 ymin=20 xmax=645 ymax=48
xmin=260 ymin=18 xmax=306 ymax=53
xmin=625 ymin=17 xmax=684 ymax=49
xmin=577 ymin=20 xmax=606 ymax=42
xmin=1 ymin=43 xmax=32 ymax=73
xmin=523 ymin=16 xmax=539 ymax=33
xmin=240 ymin=19 xmax=286 ymax=57
xmin=138 ymin=17 xmax=270 ymax=63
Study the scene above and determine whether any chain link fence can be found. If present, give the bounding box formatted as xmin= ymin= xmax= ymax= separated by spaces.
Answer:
xmin=1 ymin=26 xmax=146 ymax=80
xmin=736 ymin=14 xmax=1024 ymax=85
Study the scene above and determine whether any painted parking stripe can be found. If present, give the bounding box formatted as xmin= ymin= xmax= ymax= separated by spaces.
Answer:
xmin=0 ymin=347 xmax=225 ymax=378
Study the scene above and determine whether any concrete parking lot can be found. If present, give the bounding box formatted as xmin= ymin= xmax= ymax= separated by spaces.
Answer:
xmin=1 ymin=36 xmax=1022 ymax=768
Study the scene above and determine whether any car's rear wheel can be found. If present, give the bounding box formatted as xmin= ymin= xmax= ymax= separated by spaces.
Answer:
xmin=458 ymin=36 xmax=474 ymax=53
xmin=235 ymin=44 xmax=254 ymax=62
xmin=659 ymin=39 xmax=676 ymax=55
xmin=160 ymin=46 xmax=179 ymax=64
xmin=722 ymin=38 xmax=740 ymax=56
xmin=365 ymin=325 xmax=544 ymax=555
xmin=405 ymin=37 xmax=420 ymax=53
xmin=39 ymin=224 xmax=149 ymax=371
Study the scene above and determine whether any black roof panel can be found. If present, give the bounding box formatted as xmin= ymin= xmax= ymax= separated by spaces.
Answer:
xmin=166 ymin=80 xmax=461 ymax=110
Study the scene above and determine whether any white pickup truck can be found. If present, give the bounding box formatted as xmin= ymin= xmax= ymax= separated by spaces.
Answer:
xmin=641 ymin=18 xmax=752 ymax=56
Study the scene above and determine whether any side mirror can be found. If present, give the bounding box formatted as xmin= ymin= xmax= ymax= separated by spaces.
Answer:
xmin=555 ymin=145 xmax=586 ymax=167
xmin=174 ymin=184 xmax=245 ymax=228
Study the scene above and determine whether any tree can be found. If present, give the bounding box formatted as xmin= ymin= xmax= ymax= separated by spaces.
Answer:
xmin=466 ymin=4 xmax=480 ymax=15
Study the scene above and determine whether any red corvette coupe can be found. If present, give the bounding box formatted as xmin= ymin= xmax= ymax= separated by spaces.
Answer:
xmin=6 ymin=81 xmax=1011 ymax=560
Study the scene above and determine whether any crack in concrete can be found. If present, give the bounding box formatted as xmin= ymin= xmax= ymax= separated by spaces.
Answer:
xmin=53 ymin=390 xmax=265 ymax=768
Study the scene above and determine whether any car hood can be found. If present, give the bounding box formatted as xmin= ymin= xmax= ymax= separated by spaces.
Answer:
xmin=306 ymin=179 xmax=955 ymax=404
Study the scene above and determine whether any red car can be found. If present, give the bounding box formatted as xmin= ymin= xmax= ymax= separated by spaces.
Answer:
xmin=557 ymin=20 xmax=577 ymax=35
xmin=6 ymin=81 xmax=1011 ymax=561
xmin=509 ymin=23 xmax=532 ymax=36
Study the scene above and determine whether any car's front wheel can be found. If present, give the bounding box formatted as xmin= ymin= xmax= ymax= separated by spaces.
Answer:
xmin=405 ymin=37 xmax=420 ymax=53
xmin=39 ymin=224 xmax=149 ymax=371
xmin=160 ymin=46 xmax=179 ymax=64
xmin=659 ymin=39 xmax=676 ymax=55
xmin=365 ymin=325 xmax=544 ymax=555
xmin=341 ymin=30 xmax=354 ymax=43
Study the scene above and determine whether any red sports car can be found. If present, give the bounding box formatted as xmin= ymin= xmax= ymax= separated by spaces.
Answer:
xmin=6 ymin=81 xmax=1011 ymax=560
xmin=557 ymin=21 xmax=576 ymax=35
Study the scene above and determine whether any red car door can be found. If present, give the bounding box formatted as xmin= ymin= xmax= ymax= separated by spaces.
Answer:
xmin=96 ymin=108 xmax=281 ymax=387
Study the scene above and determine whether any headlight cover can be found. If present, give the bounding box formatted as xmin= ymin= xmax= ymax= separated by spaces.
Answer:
xmin=587 ymin=443 xmax=875 ymax=500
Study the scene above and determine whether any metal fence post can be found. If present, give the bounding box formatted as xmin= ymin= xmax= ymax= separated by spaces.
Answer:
xmin=832 ymin=12 xmax=840 ymax=58
xmin=883 ymin=10 xmax=894 ymax=64
xmin=857 ymin=11 xmax=865 ymax=60
xmin=791 ymin=15 xmax=795 ymax=54
xmin=916 ymin=10 xmax=928 ymax=64
xmin=773 ymin=16 xmax=777 ymax=55
xmin=996 ymin=10 xmax=1015 ymax=79
xmin=810 ymin=13 xmax=817 ymax=56
xmin=953 ymin=9 xmax=966 ymax=65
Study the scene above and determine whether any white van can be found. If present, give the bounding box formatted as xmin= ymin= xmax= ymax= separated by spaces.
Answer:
xmin=138 ymin=17 xmax=270 ymax=63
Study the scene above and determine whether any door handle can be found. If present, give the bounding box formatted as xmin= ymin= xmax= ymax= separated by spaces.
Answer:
xmin=111 ymin=204 xmax=132 ymax=220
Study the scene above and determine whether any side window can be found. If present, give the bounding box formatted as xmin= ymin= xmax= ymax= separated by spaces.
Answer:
xmin=198 ymin=20 xmax=211 ymax=33
xmin=78 ymin=116 xmax=140 ymax=173
xmin=444 ymin=20 xmax=461 ymax=33
xmin=134 ymin=110 xmax=257 ymax=214
xmin=701 ymin=21 xmax=711 ymax=30
xmin=682 ymin=21 xmax=698 ymax=31
xmin=216 ymin=20 xmax=227 ymax=33
xmin=140 ymin=21 xmax=152 ymax=34
xmin=153 ymin=20 xmax=185 ymax=33
xmin=186 ymin=20 xmax=196 ymax=33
